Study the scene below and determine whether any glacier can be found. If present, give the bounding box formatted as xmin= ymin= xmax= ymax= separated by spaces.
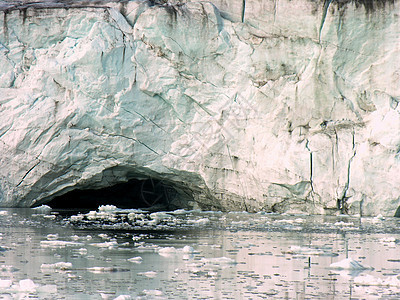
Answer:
xmin=0 ymin=0 xmax=399 ymax=215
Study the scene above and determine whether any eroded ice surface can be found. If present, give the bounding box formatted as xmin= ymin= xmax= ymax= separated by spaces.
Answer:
xmin=1 ymin=207 xmax=400 ymax=299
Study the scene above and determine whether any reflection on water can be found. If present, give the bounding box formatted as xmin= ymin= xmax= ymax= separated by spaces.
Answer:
xmin=1 ymin=206 xmax=400 ymax=299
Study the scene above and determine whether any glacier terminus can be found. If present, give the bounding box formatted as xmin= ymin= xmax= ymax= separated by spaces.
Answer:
xmin=0 ymin=0 xmax=399 ymax=216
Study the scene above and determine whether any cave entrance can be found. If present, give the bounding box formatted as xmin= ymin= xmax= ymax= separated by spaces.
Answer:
xmin=47 ymin=178 xmax=181 ymax=211
xmin=395 ymin=206 xmax=400 ymax=218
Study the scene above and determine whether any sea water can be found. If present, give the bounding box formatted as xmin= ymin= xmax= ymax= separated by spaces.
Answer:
xmin=1 ymin=206 xmax=400 ymax=299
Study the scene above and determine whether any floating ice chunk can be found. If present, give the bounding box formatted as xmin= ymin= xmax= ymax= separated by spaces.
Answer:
xmin=114 ymin=295 xmax=132 ymax=300
xmin=330 ymin=258 xmax=372 ymax=270
xmin=41 ymin=262 xmax=72 ymax=271
xmin=32 ymin=205 xmax=52 ymax=213
xmin=354 ymin=274 xmax=383 ymax=286
xmin=40 ymin=240 xmax=84 ymax=248
xmin=138 ymin=271 xmax=158 ymax=278
xmin=98 ymin=205 xmax=118 ymax=212
xmin=70 ymin=215 xmax=84 ymax=222
xmin=90 ymin=241 xmax=118 ymax=249
xmin=0 ymin=246 xmax=10 ymax=252
xmin=287 ymin=245 xmax=335 ymax=256
xmin=98 ymin=233 xmax=109 ymax=239
xmin=353 ymin=274 xmax=400 ymax=287
xmin=170 ymin=209 xmax=187 ymax=215
xmin=187 ymin=218 xmax=210 ymax=226
xmin=150 ymin=212 xmax=172 ymax=221
xmin=334 ymin=221 xmax=355 ymax=227
xmin=37 ymin=284 xmax=57 ymax=294
xmin=380 ymin=237 xmax=396 ymax=243
xmin=182 ymin=245 xmax=195 ymax=253
xmin=383 ymin=276 xmax=400 ymax=287
xmin=372 ymin=214 xmax=385 ymax=222
xmin=195 ymin=218 xmax=210 ymax=225
xmin=0 ymin=265 xmax=18 ymax=272
xmin=275 ymin=219 xmax=296 ymax=224
xmin=0 ymin=279 xmax=12 ymax=288
xmin=43 ymin=215 xmax=56 ymax=219
xmin=46 ymin=234 xmax=59 ymax=240
xmin=201 ymin=257 xmax=237 ymax=265
xmin=87 ymin=267 xmax=119 ymax=273
xmin=379 ymin=237 xmax=397 ymax=247
xmin=136 ymin=244 xmax=160 ymax=253
xmin=74 ymin=248 xmax=88 ymax=255
xmin=142 ymin=289 xmax=163 ymax=296
xmin=18 ymin=279 xmax=37 ymax=292
xmin=294 ymin=218 xmax=305 ymax=223
xmin=158 ymin=247 xmax=176 ymax=257
xmin=85 ymin=210 xmax=118 ymax=222
xmin=127 ymin=256 xmax=143 ymax=264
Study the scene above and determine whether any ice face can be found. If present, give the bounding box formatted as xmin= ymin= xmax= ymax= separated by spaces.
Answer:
xmin=0 ymin=0 xmax=399 ymax=216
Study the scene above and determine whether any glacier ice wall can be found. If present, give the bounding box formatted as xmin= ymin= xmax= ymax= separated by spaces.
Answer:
xmin=0 ymin=0 xmax=399 ymax=215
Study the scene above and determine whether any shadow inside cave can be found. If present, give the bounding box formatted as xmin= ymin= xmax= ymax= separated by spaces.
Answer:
xmin=46 ymin=178 xmax=179 ymax=212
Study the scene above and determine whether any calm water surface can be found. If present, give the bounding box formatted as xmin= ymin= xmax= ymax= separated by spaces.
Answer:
xmin=1 ymin=206 xmax=400 ymax=299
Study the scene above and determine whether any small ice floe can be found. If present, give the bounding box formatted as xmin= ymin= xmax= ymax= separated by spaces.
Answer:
xmin=128 ymin=256 xmax=143 ymax=264
xmin=74 ymin=248 xmax=88 ymax=255
xmin=379 ymin=237 xmax=397 ymax=247
xmin=98 ymin=205 xmax=118 ymax=212
xmin=170 ymin=209 xmax=187 ymax=215
xmin=0 ymin=279 xmax=12 ymax=288
xmin=70 ymin=215 xmax=84 ymax=222
xmin=150 ymin=212 xmax=171 ymax=220
xmin=98 ymin=233 xmax=110 ymax=240
xmin=141 ymin=289 xmax=163 ymax=296
xmin=0 ymin=279 xmax=57 ymax=294
xmin=90 ymin=241 xmax=118 ymax=249
xmin=275 ymin=218 xmax=303 ymax=224
xmin=0 ymin=246 xmax=10 ymax=252
xmin=43 ymin=215 xmax=56 ymax=219
xmin=158 ymin=247 xmax=176 ymax=257
xmin=18 ymin=279 xmax=37 ymax=292
xmin=71 ymin=235 xmax=80 ymax=241
xmin=41 ymin=262 xmax=72 ymax=271
xmin=71 ymin=235 xmax=92 ymax=241
xmin=195 ymin=218 xmax=210 ymax=225
xmin=0 ymin=265 xmax=19 ymax=272
xmin=334 ymin=221 xmax=355 ymax=227
xmin=40 ymin=240 xmax=84 ymax=248
xmin=87 ymin=267 xmax=124 ymax=273
xmin=86 ymin=210 xmax=117 ymax=222
xmin=286 ymin=245 xmax=337 ymax=256
xmin=201 ymin=257 xmax=237 ymax=265
xmin=32 ymin=205 xmax=52 ymax=213
xmin=330 ymin=258 xmax=372 ymax=270
xmin=100 ymin=291 xmax=116 ymax=299
xmin=182 ymin=245 xmax=195 ymax=253
xmin=135 ymin=243 xmax=160 ymax=253
xmin=46 ymin=234 xmax=59 ymax=240
xmin=188 ymin=218 xmax=210 ymax=226
xmin=114 ymin=295 xmax=132 ymax=300
xmin=354 ymin=274 xmax=400 ymax=287
xmin=138 ymin=271 xmax=158 ymax=278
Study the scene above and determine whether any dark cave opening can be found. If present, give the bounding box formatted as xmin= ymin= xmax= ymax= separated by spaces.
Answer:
xmin=394 ymin=206 xmax=400 ymax=218
xmin=47 ymin=178 xmax=181 ymax=211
